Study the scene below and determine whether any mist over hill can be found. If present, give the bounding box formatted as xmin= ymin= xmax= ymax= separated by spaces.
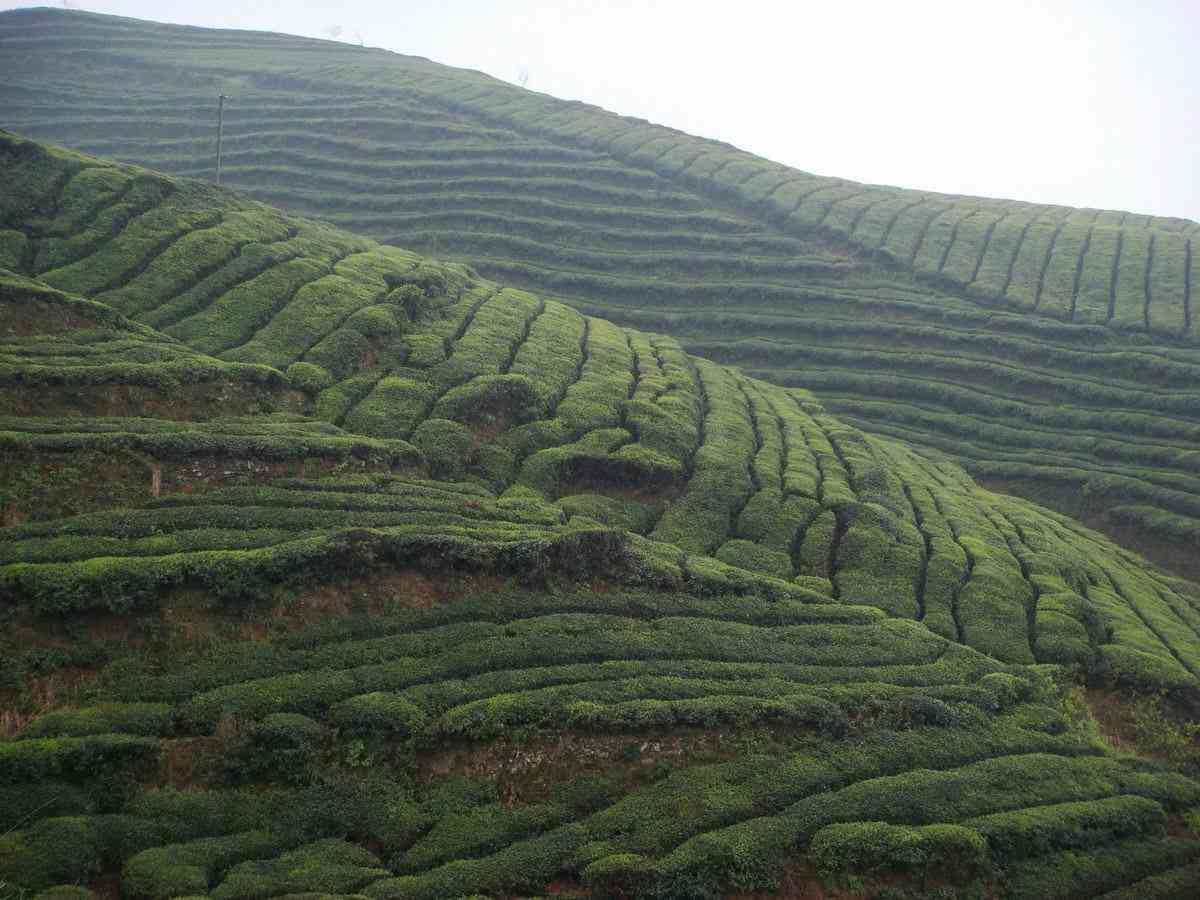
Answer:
xmin=3 ymin=8 xmax=1198 ymax=583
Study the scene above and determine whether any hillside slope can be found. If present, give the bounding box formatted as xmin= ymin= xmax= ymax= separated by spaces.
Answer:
xmin=3 ymin=8 xmax=1200 ymax=580
xmin=3 ymin=132 xmax=1200 ymax=898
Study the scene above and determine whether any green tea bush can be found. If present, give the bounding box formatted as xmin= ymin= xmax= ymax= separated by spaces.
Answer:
xmin=123 ymin=786 xmax=290 ymax=844
xmin=123 ymin=831 xmax=287 ymax=900
xmin=212 ymin=839 xmax=388 ymax=900
xmin=411 ymin=418 xmax=473 ymax=480
xmin=1095 ymin=861 xmax=1200 ymax=899
xmin=0 ymin=781 xmax=93 ymax=831
xmin=580 ymin=852 xmax=651 ymax=892
xmin=19 ymin=703 xmax=174 ymax=739
xmin=341 ymin=376 xmax=434 ymax=440
xmin=394 ymin=802 xmax=571 ymax=875
xmin=93 ymin=814 xmax=170 ymax=867
xmin=347 ymin=304 xmax=401 ymax=337
xmin=286 ymin=362 xmax=335 ymax=395
xmin=558 ymin=493 xmax=656 ymax=533
xmin=809 ymin=821 xmax=987 ymax=884
xmin=363 ymin=823 xmax=588 ymax=900
xmin=1004 ymin=837 xmax=1200 ymax=900
xmin=966 ymin=794 xmax=1167 ymax=861
xmin=432 ymin=374 xmax=539 ymax=426
xmin=715 ymin=539 xmax=793 ymax=580
xmin=0 ymin=816 xmax=102 ymax=891
xmin=329 ymin=693 xmax=428 ymax=740
xmin=285 ymin=777 xmax=428 ymax=853
xmin=223 ymin=713 xmax=324 ymax=785
xmin=0 ymin=734 xmax=160 ymax=788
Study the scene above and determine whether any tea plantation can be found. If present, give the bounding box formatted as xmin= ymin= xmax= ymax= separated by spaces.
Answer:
xmin=2 ymin=129 xmax=1200 ymax=898
xmin=3 ymin=8 xmax=1200 ymax=580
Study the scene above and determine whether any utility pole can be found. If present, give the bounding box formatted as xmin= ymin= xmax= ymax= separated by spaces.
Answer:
xmin=215 ymin=94 xmax=229 ymax=186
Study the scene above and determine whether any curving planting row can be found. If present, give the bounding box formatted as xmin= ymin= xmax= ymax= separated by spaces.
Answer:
xmin=4 ymin=588 xmax=1200 ymax=898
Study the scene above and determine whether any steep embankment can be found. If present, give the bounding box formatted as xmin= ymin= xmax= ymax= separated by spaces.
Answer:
xmin=2 ymin=8 xmax=1199 ymax=579
xmin=3 ymin=137 xmax=1200 ymax=896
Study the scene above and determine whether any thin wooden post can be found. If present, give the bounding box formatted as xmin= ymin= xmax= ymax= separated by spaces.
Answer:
xmin=215 ymin=94 xmax=228 ymax=185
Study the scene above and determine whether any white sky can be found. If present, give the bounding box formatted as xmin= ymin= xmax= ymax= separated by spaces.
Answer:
xmin=5 ymin=0 xmax=1198 ymax=220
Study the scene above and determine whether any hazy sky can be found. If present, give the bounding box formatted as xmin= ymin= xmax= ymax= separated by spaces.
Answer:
xmin=6 ymin=0 xmax=1198 ymax=220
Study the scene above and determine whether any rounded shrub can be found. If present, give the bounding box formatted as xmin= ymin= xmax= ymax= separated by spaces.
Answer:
xmin=810 ymin=821 xmax=987 ymax=884
xmin=347 ymin=305 xmax=400 ymax=338
xmin=411 ymin=418 xmax=474 ymax=481
xmin=224 ymin=713 xmax=324 ymax=785
xmin=433 ymin=374 xmax=540 ymax=426
xmin=581 ymin=852 xmax=651 ymax=890
xmin=0 ymin=816 xmax=102 ymax=891
xmin=715 ymin=539 xmax=794 ymax=580
xmin=558 ymin=493 xmax=657 ymax=533
xmin=979 ymin=672 xmax=1028 ymax=708
xmin=329 ymin=693 xmax=429 ymax=740
xmin=285 ymin=362 xmax=334 ymax=395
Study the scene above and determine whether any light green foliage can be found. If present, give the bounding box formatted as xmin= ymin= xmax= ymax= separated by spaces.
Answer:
xmin=715 ymin=539 xmax=793 ymax=579
xmin=286 ymin=361 xmax=335 ymax=395
xmin=2 ymin=110 xmax=1200 ymax=900
xmin=652 ymin=359 xmax=754 ymax=554
xmin=411 ymin=418 xmax=473 ymax=480
xmin=343 ymin=376 xmax=434 ymax=439
xmin=558 ymin=493 xmax=657 ymax=533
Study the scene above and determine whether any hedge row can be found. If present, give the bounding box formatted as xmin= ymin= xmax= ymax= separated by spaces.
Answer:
xmin=0 ymin=525 xmax=629 ymax=614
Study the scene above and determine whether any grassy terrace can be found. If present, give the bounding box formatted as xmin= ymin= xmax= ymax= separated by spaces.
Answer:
xmin=5 ymin=131 xmax=1200 ymax=697
xmin=3 ymin=132 xmax=1200 ymax=896
xmin=2 ymin=8 xmax=1197 ymax=576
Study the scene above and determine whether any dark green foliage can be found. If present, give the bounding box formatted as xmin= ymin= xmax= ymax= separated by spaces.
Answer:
xmin=2 ymin=81 xmax=1200 ymax=900
xmin=329 ymin=693 xmax=428 ymax=740
xmin=223 ymin=713 xmax=324 ymax=785
xmin=19 ymin=703 xmax=174 ymax=739
xmin=411 ymin=418 xmax=473 ymax=480
xmin=809 ymin=821 xmax=987 ymax=883
xmin=1096 ymin=862 xmax=1200 ymax=899
xmin=432 ymin=374 xmax=540 ymax=426
xmin=0 ymin=415 xmax=419 ymax=465
xmin=0 ymin=816 xmax=102 ymax=891
xmin=0 ymin=734 xmax=160 ymax=788
xmin=31 ymin=887 xmax=98 ymax=900
xmin=0 ymin=781 xmax=94 ymax=831
xmin=212 ymin=839 xmax=388 ymax=900
xmin=122 ymin=831 xmax=287 ymax=900
xmin=284 ymin=778 xmax=427 ymax=854
xmin=558 ymin=493 xmax=657 ymax=533
xmin=1004 ymin=837 xmax=1200 ymax=900
xmin=966 ymin=794 xmax=1168 ymax=861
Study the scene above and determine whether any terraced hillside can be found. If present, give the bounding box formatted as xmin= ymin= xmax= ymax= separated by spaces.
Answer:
xmin=4 ymin=132 xmax=1200 ymax=898
xmin=3 ymin=8 xmax=1200 ymax=580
